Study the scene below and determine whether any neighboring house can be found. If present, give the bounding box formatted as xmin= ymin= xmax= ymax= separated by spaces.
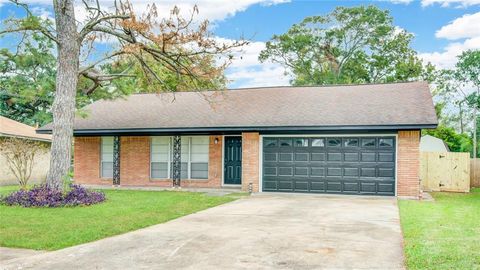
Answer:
xmin=0 ymin=116 xmax=52 ymax=186
xmin=420 ymin=135 xmax=449 ymax=152
xmin=38 ymin=81 xmax=437 ymax=198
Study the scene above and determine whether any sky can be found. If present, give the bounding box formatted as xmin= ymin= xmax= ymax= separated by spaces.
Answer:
xmin=1 ymin=0 xmax=479 ymax=89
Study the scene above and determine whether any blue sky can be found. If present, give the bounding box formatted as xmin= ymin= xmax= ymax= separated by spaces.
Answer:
xmin=1 ymin=0 xmax=479 ymax=88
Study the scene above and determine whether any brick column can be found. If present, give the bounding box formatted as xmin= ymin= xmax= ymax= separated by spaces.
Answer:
xmin=397 ymin=130 xmax=421 ymax=198
xmin=241 ymin=132 xmax=260 ymax=192
xmin=120 ymin=136 xmax=150 ymax=185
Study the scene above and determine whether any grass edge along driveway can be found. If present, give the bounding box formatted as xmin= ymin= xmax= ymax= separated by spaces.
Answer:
xmin=399 ymin=188 xmax=480 ymax=270
xmin=0 ymin=186 xmax=241 ymax=250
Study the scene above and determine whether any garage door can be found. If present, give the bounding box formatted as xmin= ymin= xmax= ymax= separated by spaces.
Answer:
xmin=262 ymin=136 xmax=396 ymax=196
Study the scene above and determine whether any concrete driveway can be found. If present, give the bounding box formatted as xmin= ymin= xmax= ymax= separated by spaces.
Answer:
xmin=2 ymin=194 xmax=404 ymax=270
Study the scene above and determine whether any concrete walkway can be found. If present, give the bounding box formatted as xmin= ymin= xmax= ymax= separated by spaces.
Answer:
xmin=0 ymin=247 xmax=45 ymax=265
xmin=2 ymin=194 xmax=404 ymax=270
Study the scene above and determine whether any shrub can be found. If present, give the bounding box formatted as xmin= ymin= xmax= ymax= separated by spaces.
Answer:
xmin=0 ymin=137 xmax=48 ymax=189
xmin=1 ymin=184 xmax=105 ymax=207
xmin=64 ymin=184 xmax=106 ymax=206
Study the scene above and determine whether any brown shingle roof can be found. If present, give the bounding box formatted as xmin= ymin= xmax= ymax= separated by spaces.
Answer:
xmin=1 ymin=116 xmax=52 ymax=141
xmin=38 ymin=81 xmax=437 ymax=134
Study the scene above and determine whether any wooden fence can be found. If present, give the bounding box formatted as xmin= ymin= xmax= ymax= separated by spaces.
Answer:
xmin=420 ymin=152 xmax=470 ymax=193
xmin=470 ymin=159 xmax=480 ymax=188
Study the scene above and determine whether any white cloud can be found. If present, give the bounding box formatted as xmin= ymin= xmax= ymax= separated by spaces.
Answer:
xmin=420 ymin=12 xmax=480 ymax=69
xmin=389 ymin=0 xmax=414 ymax=4
xmin=1 ymin=0 xmax=289 ymax=23
xmin=420 ymin=0 xmax=480 ymax=7
xmin=389 ymin=0 xmax=480 ymax=7
xmin=419 ymin=39 xmax=478 ymax=69
xmin=223 ymin=40 xmax=291 ymax=88
xmin=1 ymin=0 xmax=290 ymax=88
xmin=436 ymin=12 xmax=480 ymax=40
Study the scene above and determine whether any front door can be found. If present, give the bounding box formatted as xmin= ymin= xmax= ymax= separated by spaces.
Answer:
xmin=224 ymin=136 xmax=242 ymax=185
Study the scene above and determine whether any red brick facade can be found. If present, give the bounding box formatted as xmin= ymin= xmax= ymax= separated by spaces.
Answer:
xmin=74 ymin=137 xmax=104 ymax=184
xmin=241 ymin=132 xmax=260 ymax=192
xmin=74 ymin=130 xmax=422 ymax=197
xmin=74 ymin=135 xmax=222 ymax=188
xmin=397 ymin=130 xmax=421 ymax=198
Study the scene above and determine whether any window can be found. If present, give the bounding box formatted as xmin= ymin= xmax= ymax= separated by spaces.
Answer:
xmin=361 ymin=138 xmax=376 ymax=147
xmin=379 ymin=138 xmax=394 ymax=147
xmin=294 ymin=138 xmax=308 ymax=147
xmin=279 ymin=139 xmax=292 ymax=147
xmin=101 ymin=137 xmax=114 ymax=178
xmin=327 ymin=138 xmax=341 ymax=147
xmin=264 ymin=138 xmax=277 ymax=147
xmin=151 ymin=137 xmax=170 ymax=178
xmin=311 ymin=138 xmax=324 ymax=147
xmin=190 ymin=137 xmax=209 ymax=179
xmin=150 ymin=136 xmax=209 ymax=179
xmin=344 ymin=138 xmax=358 ymax=147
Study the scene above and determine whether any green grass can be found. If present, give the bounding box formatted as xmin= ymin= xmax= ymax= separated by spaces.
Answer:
xmin=399 ymin=188 xmax=480 ymax=270
xmin=0 ymin=186 xmax=237 ymax=250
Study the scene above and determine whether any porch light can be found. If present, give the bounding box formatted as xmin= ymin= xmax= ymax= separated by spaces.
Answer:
xmin=214 ymin=137 xmax=219 ymax=144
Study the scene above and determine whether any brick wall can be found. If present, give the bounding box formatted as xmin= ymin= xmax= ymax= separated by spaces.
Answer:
xmin=74 ymin=135 xmax=222 ymax=188
xmin=74 ymin=137 xmax=108 ymax=185
xmin=397 ymin=130 xmax=421 ymax=198
xmin=241 ymin=132 xmax=260 ymax=192
xmin=120 ymin=136 xmax=151 ymax=185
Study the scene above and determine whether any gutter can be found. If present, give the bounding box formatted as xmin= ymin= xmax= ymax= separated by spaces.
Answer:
xmin=36 ymin=124 xmax=438 ymax=136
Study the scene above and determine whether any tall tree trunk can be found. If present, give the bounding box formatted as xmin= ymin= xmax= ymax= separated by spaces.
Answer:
xmin=46 ymin=0 xmax=80 ymax=189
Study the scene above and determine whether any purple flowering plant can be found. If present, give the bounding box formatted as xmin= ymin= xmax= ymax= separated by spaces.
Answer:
xmin=1 ymin=184 xmax=105 ymax=207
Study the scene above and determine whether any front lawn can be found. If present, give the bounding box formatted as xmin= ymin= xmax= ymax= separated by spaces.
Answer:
xmin=399 ymin=188 xmax=480 ymax=270
xmin=0 ymin=186 xmax=237 ymax=250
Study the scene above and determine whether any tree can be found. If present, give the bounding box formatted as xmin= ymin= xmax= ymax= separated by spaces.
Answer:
xmin=0 ymin=30 xmax=227 ymax=127
xmin=1 ymin=1 xmax=245 ymax=189
xmin=0 ymin=33 xmax=56 ymax=126
xmin=0 ymin=137 xmax=48 ymax=189
xmin=434 ymin=50 xmax=480 ymax=157
xmin=259 ymin=6 xmax=428 ymax=85
xmin=423 ymin=126 xmax=472 ymax=154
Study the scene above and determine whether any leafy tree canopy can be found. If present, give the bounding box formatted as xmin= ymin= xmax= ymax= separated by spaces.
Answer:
xmin=423 ymin=126 xmax=472 ymax=154
xmin=0 ymin=29 xmax=227 ymax=126
xmin=259 ymin=5 xmax=432 ymax=85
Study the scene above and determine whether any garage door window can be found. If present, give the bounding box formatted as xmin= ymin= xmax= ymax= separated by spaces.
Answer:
xmin=279 ymin=139 xmax=292 ymax=147
xmin=294 ymin=138 xmax=308 ymax=147
xmin=311 ymin=138 xmax=324 ymax=147
xmin=379 ymin=138 xmax=394 ymax=147
xmin=361 ymin=138 xmax=375 ymax=147
xmin=344 ymin=138 xmax=358 ymax=147
xmin=264 ymin=138 xmax=277 ymax=147
xmin=327 ymin=138 xmax=341 ymax=147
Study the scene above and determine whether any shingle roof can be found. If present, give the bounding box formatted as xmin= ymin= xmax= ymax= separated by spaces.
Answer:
xmin=38 ymin=81 xmax=437 ymax=134
xmin=1 ymin=116 xmax=52 ymax=141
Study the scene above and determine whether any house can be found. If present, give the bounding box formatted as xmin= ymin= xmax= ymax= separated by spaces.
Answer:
xmin=38 ymin=81 xmax=437 ymax=198
xmin=0 ymin=116 xmax=52 ymax=185
xmin=420 ymin=134 xmax=449 ymax=152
